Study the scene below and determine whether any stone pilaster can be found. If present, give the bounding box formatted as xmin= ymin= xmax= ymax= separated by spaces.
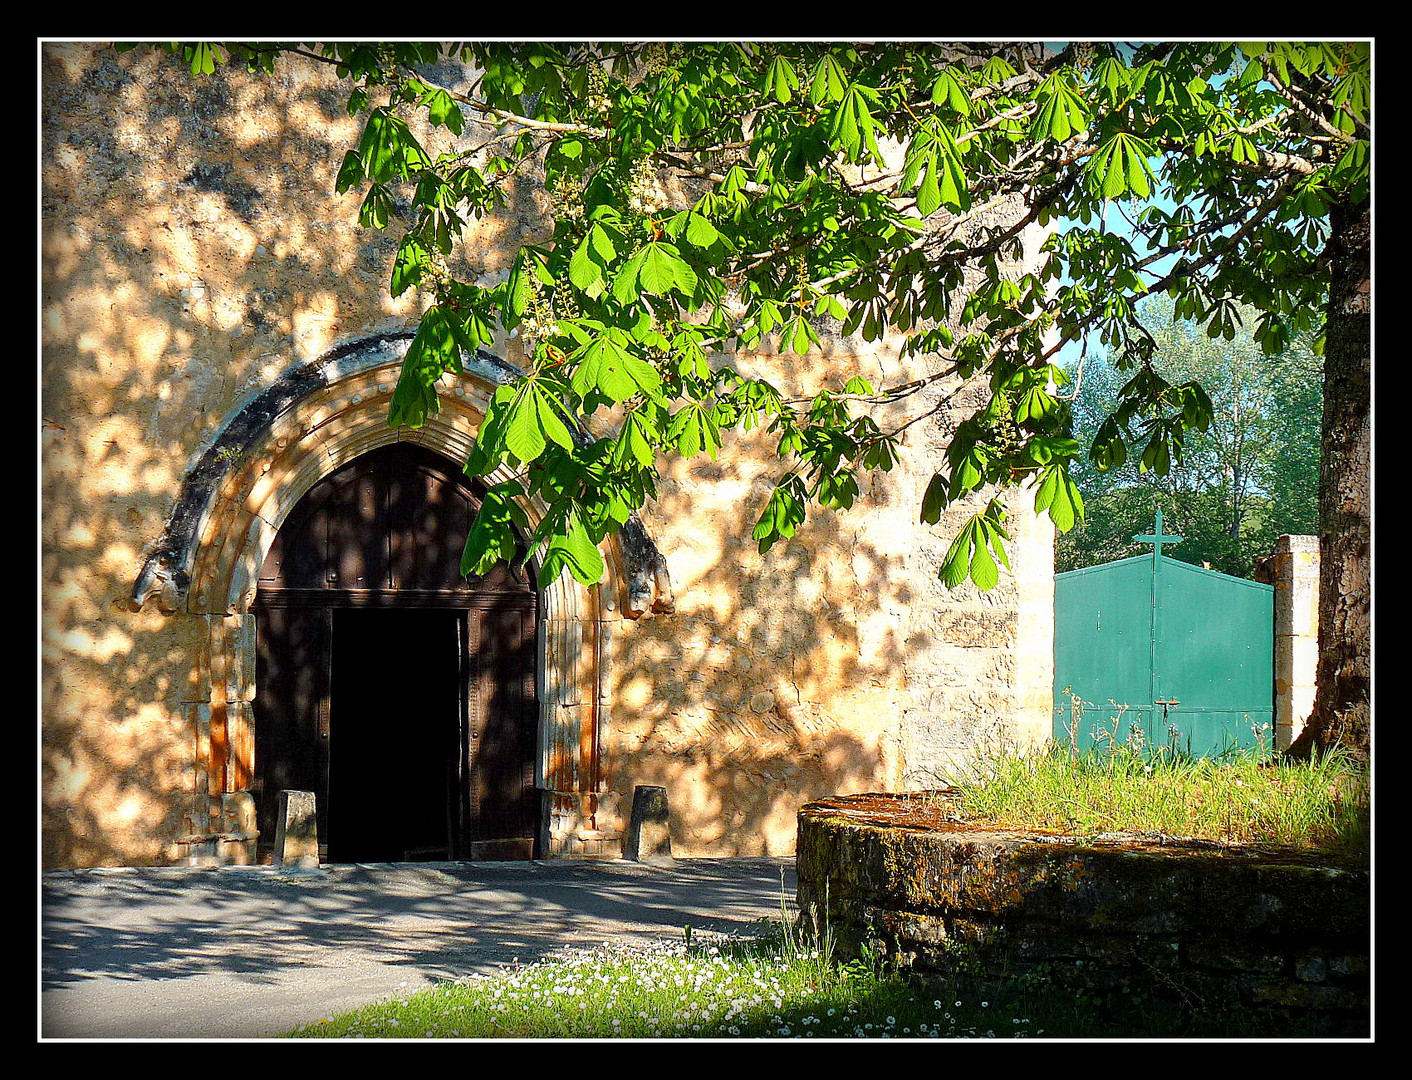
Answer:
xmin=1262 ymin=535 xmax=1320 ymax=751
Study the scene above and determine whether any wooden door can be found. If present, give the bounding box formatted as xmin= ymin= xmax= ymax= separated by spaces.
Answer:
xmin=465 ymin=605 xmax=539 ymax=860
xmin=252 ymin=443 xmax=539 ymax=862
xmin=253 ymin=604 xmax=331 ymax=844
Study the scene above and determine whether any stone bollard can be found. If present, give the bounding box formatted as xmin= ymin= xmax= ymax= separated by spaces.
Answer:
xmin=218 ymin=791 xmax=259 ymax=866
xmin=274 ymin=790 xmax=320 ymax=869
xmin=625 ymin=785 xmax=673 ymax=864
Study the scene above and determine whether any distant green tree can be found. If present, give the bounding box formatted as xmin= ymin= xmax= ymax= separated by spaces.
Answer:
xmin=1058 ymin=296 xmax=1323 ymax=578
xmin=1264 ymin=344 xmax=1324 ymax=537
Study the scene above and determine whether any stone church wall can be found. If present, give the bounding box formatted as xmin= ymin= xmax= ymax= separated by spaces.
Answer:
xmin=40 ymin=42 xmax=1054 ymax=867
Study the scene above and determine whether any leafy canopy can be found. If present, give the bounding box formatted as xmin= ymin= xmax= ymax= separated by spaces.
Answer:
xmin=137 ymin=40 xmax=1370 ymax=590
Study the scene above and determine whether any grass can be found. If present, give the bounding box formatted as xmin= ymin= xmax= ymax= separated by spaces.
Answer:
xmin=945 ymin=707 xmax=1370 ymax=863
xmin=281 ymin=903 xmax=1317 ymax=1040
xmin=282 ymin=914 xmax=1067 ymax=1040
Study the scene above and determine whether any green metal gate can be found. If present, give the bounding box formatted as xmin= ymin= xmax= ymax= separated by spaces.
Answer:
xmin=1053 ymin=512 xmax=1274 ymax=757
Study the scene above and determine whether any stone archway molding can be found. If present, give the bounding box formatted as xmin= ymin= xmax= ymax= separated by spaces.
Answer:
xmin=130 ymin=330 xmax=673 ymax=863
xmin=132 ymin=332 xmax=673 ymax=620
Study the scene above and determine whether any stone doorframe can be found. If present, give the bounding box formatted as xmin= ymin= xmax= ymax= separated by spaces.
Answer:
xmin=131 ymin=332 xmax=673 ymax=863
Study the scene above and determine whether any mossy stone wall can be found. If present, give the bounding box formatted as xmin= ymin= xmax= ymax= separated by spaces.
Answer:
xmin=796 ymin=796 xmax=1369 ymax=1037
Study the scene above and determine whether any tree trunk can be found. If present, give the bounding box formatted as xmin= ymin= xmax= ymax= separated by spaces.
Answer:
xmin=1286 ymin=199 xmax=1371 ymax=762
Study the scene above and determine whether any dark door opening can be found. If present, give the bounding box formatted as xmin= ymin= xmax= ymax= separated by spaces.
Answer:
xmin=327 ymin=608 xmax=463 ymax=863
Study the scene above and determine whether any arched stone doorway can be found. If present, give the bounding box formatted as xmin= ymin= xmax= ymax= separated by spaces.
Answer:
xmin=253 ymin=442 xmax=539 ymax=862
xmin=129 ymin=334 xmax=674 ymax=865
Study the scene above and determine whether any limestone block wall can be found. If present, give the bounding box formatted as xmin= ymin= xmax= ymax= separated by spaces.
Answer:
xmin=613 ymin=351 xmax=1054 ymax=856
xmin=41 ymin=42 xmax=1054 ymax=867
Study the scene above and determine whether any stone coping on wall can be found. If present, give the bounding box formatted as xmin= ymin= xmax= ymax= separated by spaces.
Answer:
xmin=796 ymin=793 xmax=1370 ymax=1038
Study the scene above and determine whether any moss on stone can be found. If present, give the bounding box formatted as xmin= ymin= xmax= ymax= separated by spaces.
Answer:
xmin=797 ymin=797 xmax=1370 ymax=1037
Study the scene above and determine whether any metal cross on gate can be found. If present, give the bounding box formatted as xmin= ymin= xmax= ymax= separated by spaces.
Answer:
xmin=1134 ymin=509 xmax=1182 ymax=557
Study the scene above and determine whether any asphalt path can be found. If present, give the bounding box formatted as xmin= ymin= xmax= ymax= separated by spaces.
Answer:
xmin=40 ymin=856 xmax=797 ymax=1040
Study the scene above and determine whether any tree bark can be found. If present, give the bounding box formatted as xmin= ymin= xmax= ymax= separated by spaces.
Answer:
xmin=1286 ymin=199 xmax=1371 ymax=761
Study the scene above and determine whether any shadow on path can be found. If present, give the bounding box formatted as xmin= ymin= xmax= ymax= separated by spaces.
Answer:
xmin=41 ymin=857 xmax=798 ymax=1039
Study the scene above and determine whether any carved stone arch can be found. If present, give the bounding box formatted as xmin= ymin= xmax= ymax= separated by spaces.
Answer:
xmin=133 ymin=333 xmax=673 ymax=862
